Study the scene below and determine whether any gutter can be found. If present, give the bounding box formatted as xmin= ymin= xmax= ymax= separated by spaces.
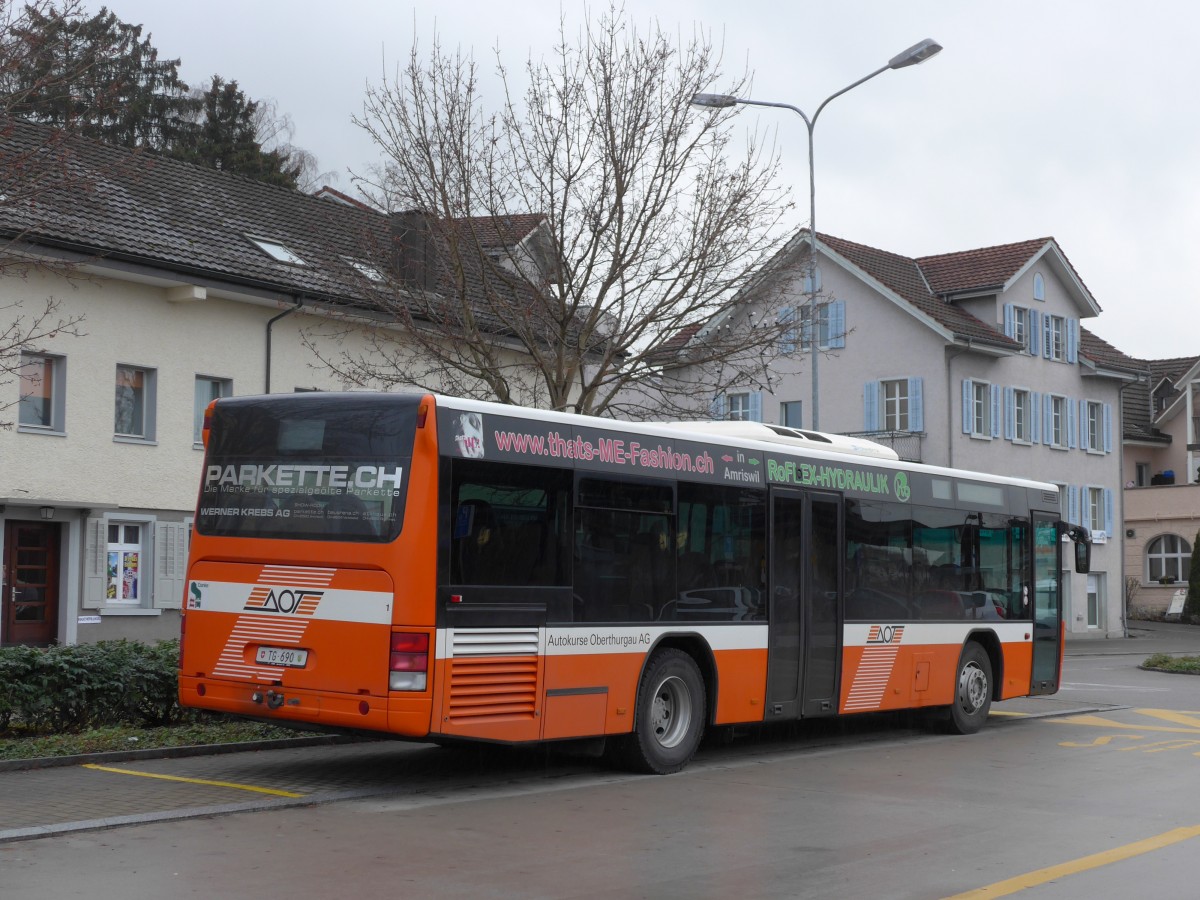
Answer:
xmin=265 ymin=297 xmax=304 ymax=393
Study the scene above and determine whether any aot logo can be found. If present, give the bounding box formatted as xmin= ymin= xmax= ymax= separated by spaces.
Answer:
xmin=243 ymin=586 xmax=324 ymax=616
xmin=866 ymin=624 xmax=905 ymax=644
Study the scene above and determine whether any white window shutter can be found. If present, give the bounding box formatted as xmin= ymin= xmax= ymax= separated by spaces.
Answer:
xmin=83 ymin=517 xmax=107 ymax=609
xmin=153 ymin=521 xmax=188 ymax=609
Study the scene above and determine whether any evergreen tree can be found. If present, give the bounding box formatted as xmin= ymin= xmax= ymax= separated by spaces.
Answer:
xmin=1184 ymin=529 xmax=1200 ymax=622
xmin=173 ymin=76 xmax=301 ymax=188
xmin=2 ymin=5 xmax=196 ymax=152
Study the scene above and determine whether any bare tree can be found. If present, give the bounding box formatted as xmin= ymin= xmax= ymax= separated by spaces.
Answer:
xmin=0 ymin=0 xmax=94 ymax=424
xmin=309 ymin=4 xmax=795 ymax=417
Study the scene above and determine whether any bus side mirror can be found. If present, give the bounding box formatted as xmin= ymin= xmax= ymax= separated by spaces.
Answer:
xmin=1074 ymin=539 xmax=1090 ymax=575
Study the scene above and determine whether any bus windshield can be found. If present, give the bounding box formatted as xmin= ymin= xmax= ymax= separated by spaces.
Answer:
xmin=195 ymin=393 xmax=419 ymax=542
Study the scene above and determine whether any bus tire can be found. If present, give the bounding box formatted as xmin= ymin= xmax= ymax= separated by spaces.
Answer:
xmin=618 ymin=648 xmax=706 ymax=775
xmin=941 ymin=641 xmax=992 ymax=735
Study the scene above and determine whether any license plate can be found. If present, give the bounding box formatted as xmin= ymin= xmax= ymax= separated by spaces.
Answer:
xmin=255 ymin=646 xmax=308 ymax=668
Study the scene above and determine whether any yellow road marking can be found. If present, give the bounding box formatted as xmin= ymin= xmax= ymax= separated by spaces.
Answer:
xmin=83 ymin=763 xmax=304 ymax=798
xmin=987 ymin=710 xmax=1028 ymax=718
xmin=1050 ymin=713 xmax=1200 ymax=735
xmin=943 ymin=824 xmax=1200 ymax=899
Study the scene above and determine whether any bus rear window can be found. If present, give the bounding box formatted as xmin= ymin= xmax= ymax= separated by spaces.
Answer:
xmin=195 ymin=394 xmax=419 ymax=542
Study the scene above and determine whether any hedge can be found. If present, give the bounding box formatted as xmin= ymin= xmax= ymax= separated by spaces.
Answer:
xmin=0 ymin=639 xmax=187 ymax=733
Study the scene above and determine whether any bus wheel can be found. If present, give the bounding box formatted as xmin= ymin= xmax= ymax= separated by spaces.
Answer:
xmin=619 ymin=649 xmax=706 ymax=775
xmin=942 ymin=642 xmax=992 ymax=735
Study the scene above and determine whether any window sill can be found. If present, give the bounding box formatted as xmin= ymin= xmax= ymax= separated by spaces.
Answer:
xmin=17 ymin=426 xmax=66 ymax=437
xmin=113 ymin=435 xmax=158 ymax=446
xmin=968 ymin=433 xmax=993 ymax=441
xmin=96 ymin=606 xmax=163 ymax=616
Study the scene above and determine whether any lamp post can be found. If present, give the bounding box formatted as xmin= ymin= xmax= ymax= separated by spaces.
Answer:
xmin=692 ymin=38 xmax=942 ymax=431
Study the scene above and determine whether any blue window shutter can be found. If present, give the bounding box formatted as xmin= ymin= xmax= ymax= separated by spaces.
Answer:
xmin=710 ymin=394 xmax=727 ymax=420
xmin=1029 ymin=310 xmax=1041 ymax=356
xmin=777 ymin=306 xmax=796 ymax=354
xmin=1043 ymin=314 xmax=1052 ymax=359
xmin=990 ymin=384 xmax=1001 ymax=438
xmin=1103 ymin=403 xmax=1112 ymax=452
xmin=962 ymin=379 xmax=973 ymax=434
xmin=1068 ymin=485 xmax=1080 ymax=524
xmin=1003 ymin=304 xmax=1015 ymax=338
xmin=1104 ymin=488 xmax=1114 ymax=537
xmin=1043 ymin=395 xmax=1053 ymax=445
xmin=864 ymin=381 xmax=881 ymax=431
xmin=1031 ymin=392 xmax=1041 ymax=443
xmin=829 ymin=301 xmax=846 ymax=349
xmin=1067 ymin=399 xmax=1077 ymax=448
xmin=1067 ymin=318 xmax=1079 ymax=364
xmin=908 ymin=378 xmax=924 ymax=432
xmin=749 ymin=391 xmax=763 ymax=423
xmin=1004 ymin=386 xmax=1015 ymax=441
xmin=1078 ymin=399 xmax=1088 ymax=449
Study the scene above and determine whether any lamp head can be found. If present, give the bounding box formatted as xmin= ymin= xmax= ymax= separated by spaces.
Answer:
xmin=888 ymin=38 xmax=942 ymax=69
xmin=690 ymin=92 xmax=740 ymax=109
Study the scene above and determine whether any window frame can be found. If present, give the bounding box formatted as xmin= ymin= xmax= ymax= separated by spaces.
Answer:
xmin=1047 ymin=315 xmax=1066 ymax=362
xmin=1013 ymin=388 xmax=1031 ymax=443
xmin=971 ymin=381 xmax=991 ymax=438
xmin=882 ymin=379 xmax=910 ymax=432
xmin=193 ymin=375 xmax=233 ymax=446
xmin=17 ymin=351 xmax=66 ymax=434
xmin=104 ymin=518 xmax=148 ymax=607
xmin=1146 ymin=533 xmax=1192 ymax=584
xmin=1049 ymin=394 xmax=1067 ymax=449
xmin=114 ymin=364 xmax=158 ymax=443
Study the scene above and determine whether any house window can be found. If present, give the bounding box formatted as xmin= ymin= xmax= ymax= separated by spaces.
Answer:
xmin=802 ymin=300 xmax=845 ymax=351
xmin=1033 ymin=272 xmax=1045 ymax=301
xmin=1085 ymin=487 xmax=1105 ymax=534
xmin=1013 ymin=389 xmax=1031 ymax=442
xmin=883 ymin=379 xmax=909 ymax=431
xmin=1047 ymin=315 xmax=1066 ymax=361
xmin=1049 ymin=394 xmax=1067 ymax=448
xmin=1135 ymin=462 xmax=1150 ymax=487
xmin=1013 ymin=307 xmax=1028 ymax=349
xmin=727 ymin=392 xmax=752 ymax=421
xmin=1086 ymin=573 xmax=1104 ymax=629
xmin=18 ymin=352 xmax=65 ymax=432
xmin=194 ymin=376 xmax=232 ymax=444
xmin=248 ymin=236 xmax=306 ymax=265
xmin=972 ymin=381 xmax=990 ymax=437
xmin=115 ymin=365 xmax=157 ymax=440
xmin=777 ymin=307 xmax=798 ymax=354
xmin=780 ymin=401 xmax=803 ymax=428
xmin=107 ymin=522 xmax=143 ymax=603
xmin=1086 ymin=401 xmax=1103 ymax=452
xmin=1146 ymin=534 xmax=1191 ymax=583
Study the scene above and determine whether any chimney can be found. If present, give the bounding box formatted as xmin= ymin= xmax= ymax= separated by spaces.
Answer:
xmin=390 ymin=210 xmax=433 ymax=290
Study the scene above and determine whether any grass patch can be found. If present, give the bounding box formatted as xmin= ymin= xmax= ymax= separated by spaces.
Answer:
xmin=0 ymin=717 xmax=304 ymax=761
xmin=1143 ymin=653 xmax=1200 ymax=674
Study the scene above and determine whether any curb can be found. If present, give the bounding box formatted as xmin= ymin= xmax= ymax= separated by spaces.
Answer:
xmin=0 ymin=733 xmax=361 ymax=773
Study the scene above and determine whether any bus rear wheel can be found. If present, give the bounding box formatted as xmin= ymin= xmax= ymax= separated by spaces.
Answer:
xmin=617 ymin=648 xmax=706 ymax=775
xmin=940 ymin=641 xmax=992 ymax=735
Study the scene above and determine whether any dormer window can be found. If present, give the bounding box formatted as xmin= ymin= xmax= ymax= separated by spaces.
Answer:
xmin=249 ymin=236 xmax=306 ymax=265
xmin=1033 ymin=272 xmax=1045 ymax=301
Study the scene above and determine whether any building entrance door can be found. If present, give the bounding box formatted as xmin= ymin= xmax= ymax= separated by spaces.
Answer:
xmin=2 ymin=520 xmax=61 ymax=646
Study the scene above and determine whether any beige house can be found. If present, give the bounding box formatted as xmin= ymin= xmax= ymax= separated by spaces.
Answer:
xmin=1 ymin=122 xmax=545 ymax=646
xmin=660 ymin=231 xmax=1142 ymax=638
xmin=1122 ymin=355 xmax=1200 ymax=617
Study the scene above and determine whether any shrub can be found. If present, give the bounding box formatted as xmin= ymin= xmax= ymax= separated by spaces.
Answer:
xmin=0 ymin=639 xmax=189 ymax=734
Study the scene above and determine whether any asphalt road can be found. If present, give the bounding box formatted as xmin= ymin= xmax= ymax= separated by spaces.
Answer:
xmin=3 ymin=622 xmax=1200 ymax=899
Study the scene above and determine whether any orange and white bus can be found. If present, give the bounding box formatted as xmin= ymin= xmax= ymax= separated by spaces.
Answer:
xmin=179 ymin=392 xmax=1089 ymax=773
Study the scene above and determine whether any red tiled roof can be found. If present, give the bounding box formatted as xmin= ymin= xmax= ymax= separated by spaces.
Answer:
xmin=916 ymin=238 xmax=1050 ymax=294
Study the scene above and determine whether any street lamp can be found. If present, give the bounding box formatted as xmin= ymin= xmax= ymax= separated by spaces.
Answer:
xmin=692 ymin=38 xmax=942 ymax=431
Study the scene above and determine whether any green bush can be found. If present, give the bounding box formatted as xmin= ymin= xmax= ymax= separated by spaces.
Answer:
xmin=0 ymin=639 xmax=189 ymax=734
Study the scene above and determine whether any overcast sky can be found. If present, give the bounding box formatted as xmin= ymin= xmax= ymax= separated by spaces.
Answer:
xmin=104 ymin=0 xmax=1199 ymax=362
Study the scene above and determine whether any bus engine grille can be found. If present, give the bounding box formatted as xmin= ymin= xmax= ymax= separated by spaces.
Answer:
xmin=446 ymin=628 xmax=540 ymax=722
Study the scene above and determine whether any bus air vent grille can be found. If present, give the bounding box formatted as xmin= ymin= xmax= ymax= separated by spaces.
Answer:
xmin=449 ymin=628 xmax=540 ymax=658
xmin=447 ymin=657 xmax=539 ymax=721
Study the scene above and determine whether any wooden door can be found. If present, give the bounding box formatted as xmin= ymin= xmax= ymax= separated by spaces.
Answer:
xmin=2 ymin=520 xmax=60 ymax=646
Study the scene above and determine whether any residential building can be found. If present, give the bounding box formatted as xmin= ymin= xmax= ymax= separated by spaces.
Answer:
xmin=1121 ymin=355 xmax=1200 ymax=617
xmin=662 ymin=231 xmax=1141 ymax=638
xmin=0 ymin=121 xmax=546 ymax=646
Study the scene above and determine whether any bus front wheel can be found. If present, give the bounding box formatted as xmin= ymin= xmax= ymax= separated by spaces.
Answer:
xmin=618 ymin=649 xmax=706 ymax=774
xmin=940 ymin=641 xmax=992 ymax=735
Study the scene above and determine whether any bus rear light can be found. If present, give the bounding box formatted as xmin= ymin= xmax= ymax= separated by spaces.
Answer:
xmin=201 ymin=399 xmax=218 ymax=449
xmin=390 ymin=632 xmax=429 ymax=691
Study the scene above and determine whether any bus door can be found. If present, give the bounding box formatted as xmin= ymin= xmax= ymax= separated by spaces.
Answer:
xmin=766 ymin=489 xmax=842 ymax=719
xmin=1030 ymin=513 xmax=1062 ymax=693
